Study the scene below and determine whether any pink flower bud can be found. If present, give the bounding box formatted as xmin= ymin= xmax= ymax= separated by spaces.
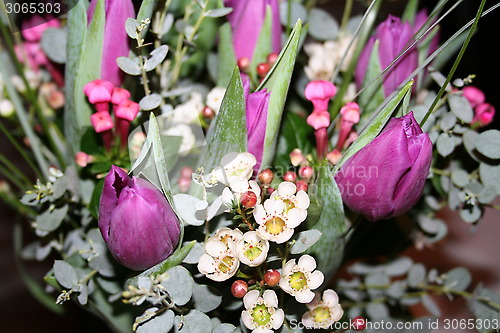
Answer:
xmin=231 ymin=280 xmax=248 ymax=298
xmin=283 ymin=171 xmax=297 ymax=182
xmin=289 ymin=148 xmax=306 ymax=167
xmin=340 ymin=102 xmax=361 ymax=124
xmin=296 ymin=180 xmax=308 ymax=192
xmin=75 ymin=152 xmax=94 ymax=167
xmin=473 ymin=102 xmax=495 ymax=127
xmin=307 ymin=110 xmax=331 ymax=131
xmin=298 ymin=166 xmax=314 ymax=181
xmin=47 ymin=90 xmax=65 ymax=109
xmin=327 ymin=149 xmax=342 ymax=165
xmin=84 ymin=79 xmax=114 ymax=104
xmin=90 ymin=111 xmax=114 ymax=133
xmin=240 ymin=191 xmax=258 ymax=208
xmin=462 ymin=86 xmax=485 ymax=108
xmin=263 ymin=269 xmax=280 ymax=287
xmin=111 ymin=87 xmax=131 ymax=105
xmin=115 ymin=100 xmax=140 ymax=121
xmin=305 ymin=81 xmax=336 ymax=112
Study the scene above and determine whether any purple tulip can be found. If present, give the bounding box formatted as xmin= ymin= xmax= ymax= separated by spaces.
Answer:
xmin=225 ymin=0 xmax=281 ymax=62
xmin=88 ymin=0 xmax=135 ymax=86
xmin=413 ymin=9 xmax=439 ymax=57
xmin=355 ymin=15 xmax=418 ymax=96
xmin=335 ymin=112 xmax=432 ymax=221
xmin=99 ymin=165 xmax=180 ymax=270
xmin=244 ymin=80 xmax=270 ymax=170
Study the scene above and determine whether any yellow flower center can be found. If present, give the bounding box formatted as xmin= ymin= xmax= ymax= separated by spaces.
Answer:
xmin=244 ymin=244 xmax=263 ymax=261
xmin=218 ymin=256 xmax=234 ymax=273
xmin=251 ymin=304 xmax=271 ymax=326
xmin=312 ymin=306 xmax=331 ymax=324
xmin=289 ymin=271 xmax=307 ymax=290
xmin=283 ymin=199 xmax=295 ymax=213
xmin=265 ymin=217 xmax=286 ymax=235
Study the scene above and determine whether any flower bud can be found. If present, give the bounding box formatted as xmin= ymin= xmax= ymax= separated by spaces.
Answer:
xmin=231 ymin=280 xmax=248 ymax=298
xmin=462 ymin=85 xmax=485 ymax=108
xmin=335 ymin=112 xmax=432 ymax=221
xmin=289 ymin=148 xmax=306 ymax=167
xmin=237 ymin=57 xmax=250 ymax=72
xmin=240 ymin=191 xmax=258 ymax=208
xmin=351 ymin=316 xmax=367 ymax=331
xmin=298 ymin=166 xmax=314 ymax=182
xmin=99 ymin=165 xmax=181 ymax=270
xmin=472 ymin=102 xmax=495 ymax=127
xmin=296 ymin=180 xmax=308 ymax=192
xmin=267 ymin=52 xmax=279 ymax=66
xmin=283 ymin=171 xmax=297 ymax=182
xmin=258 ymin=168 xmax=274 ymax=185
xmin=257 ymin=62 xmax=270 ymax=78
xmin=305 ymin=81 xmax=336 ymax=112
xmin=264 ymin=269 xmax=281 ymax=287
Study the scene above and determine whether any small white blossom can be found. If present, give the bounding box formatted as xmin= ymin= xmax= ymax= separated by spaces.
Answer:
xmin=302 ymin=289 xmax=343 ymax=329
xmin=279 ymin=255 xmax=324 ymax=303
xmin=48 ymin=167 xmax=63 ymax=183
xmin=211 ymin=152 xmax=256 ymax=185
xmin=221 ymin=179 xmax=261 ymax=208
xmin=270 ymin=182 xmax=310 ymax=223
xmin=236 ymin=231 xmax=269 ymax=267
xmin=0 ymin=99 xmax=14 ymax=117
xmin=171 ymin=92 xmax=204 ymax=124
xmin=212 ymin=227 xmax=243 ymax=249
xmin=241 ymin=290 xmax=284 ymax=333
xmin=206 ymin=87 xmax=226 ymax=114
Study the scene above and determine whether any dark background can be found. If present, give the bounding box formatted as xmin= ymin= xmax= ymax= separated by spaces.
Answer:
xmin=1 ymin=1 xmax=499 ymax=332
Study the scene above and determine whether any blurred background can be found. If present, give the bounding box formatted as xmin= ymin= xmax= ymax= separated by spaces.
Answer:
xmin=1 ymin=0 xmax=499 ymax=332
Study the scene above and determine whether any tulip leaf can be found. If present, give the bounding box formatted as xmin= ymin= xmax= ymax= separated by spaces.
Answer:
xmin=334 ymin=79 xmax=414 ymax=172
xmin=196 ymin=67 xmax=247 ymax=175
xmin=41 ymin=28 xmax=67 ymax=64
xmin=249 ymin=6 xmax=273 ymax=83
xmin=137 ymin=241 xmax=196 ymax=279
xmin=257 ymin=20 xmax=302 ymax=170
xmin=216 ymin=23 xmax=237 ymax=87
xmin=67 ymin=0 xmax=105 ymax=154
xmin=306 ymin=163 xmax=345 ymax=281
xmin=358 ymin=40 xmax=385 ymax=126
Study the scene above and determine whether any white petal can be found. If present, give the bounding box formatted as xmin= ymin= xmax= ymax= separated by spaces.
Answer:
xmin=205 ymin=239 xmax=227 ymax=257
xmin=253 ymin=328 xmax=271 ymax=333
xmin=296 ymin=289 xmax=315 ymax=303
xmin=220 ymin=152 xmax=240 ymax=167
xmin=264 ymin=198 xmax=284 ymax=214
xmin=197 ymin=254 xmax=215 ymax=274
xmin=331 ymin=304 xmax=344 ymax=322
xmin=322 ymin=289 xmax=339 ymax=307
xmin=301 ymin=312 xmax=315 ymax=329
xmin=306 ymin=292 xmax=321 ymax=310
xmin=241 ymin=311 xmax=256 ymax=330
xmin=286 ymin=208 xmax=303 ymax=228
xmin=230 ymin=179 xmax=249 ymax=193
xmin=274 ymin=228 xmax=294 ymax=244
xmin=282 ymin=259 xmax=296 ymax=276
xmin=308 ymin=270 xmax=325 ymax=290
xmin=279 ymin=278 xmax=292 ymax=294
xmin=239 ymin=152 xmax=257 ymax=167
xmin=243 ymin=290 xmax=260 ymax=309
xmin=253 ymin=205 xmax=267 ymax=224
xmin=221 ymin=187 xmax=234 ymax=207
xmin=278 ymin=181 xmax=297 ymax=197
xmin=263 ymin=290 xmax=278 ymax=308
xmin=271 ymin=309 xmax=285 ymax=329
xmin=298 ymin=255 xmax=317 ymax=272
xmin=295 ymin=190 xmax=310 ymax=209
xmin=249 ymin=180 xmax=261 ymax=197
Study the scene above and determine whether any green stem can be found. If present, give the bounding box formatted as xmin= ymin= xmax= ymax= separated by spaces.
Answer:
xmin=339 ymin=0 xmax=354 ymax=33
xmin=421 ymin=0 xmax=487 ymax=126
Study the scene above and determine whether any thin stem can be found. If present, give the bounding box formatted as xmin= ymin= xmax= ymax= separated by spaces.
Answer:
xmin=339 ymin=0 xmax=354 ymax=33
xmin=421 ymin=0 xmax=487 ymax=126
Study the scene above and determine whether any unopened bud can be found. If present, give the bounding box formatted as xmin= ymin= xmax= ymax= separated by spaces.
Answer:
xmin=237 ymin=57 xmax=250 ymax=72
xmin=283 ymin=171 xmax=297 ymax=182
xmin=267 ymin=52 xmax=279 ymax=66
xmin=298 ymin=166 xmax=314 ymax=182
xmin=258 ymin=169 xmax=274 ymax=185
xmin=264 ymin=269 xmax=280 ymax=287
xmin=240 ymin=191 xmax=258 ymax=209
xmin=75 ymin=152 xmax=94 ymax=167
xmin=231 ymin=280 xmax=248 ymax=298
xmin=47 ymin=90 xmax=65 ymax=109
xmin=256 ymin=62 xmax=270 ymax=78
xmin=290 ymin=148 xmax=305 ymax=167
xmin=327 ymin=149 xmax=342 ymax=165
xmin=296 ymin=180 xmax=308 ymax=192
xmin=351 ymin=316 xmax=367 ymax=331
xmin=202 ymin=106 xmax=215 ymax=119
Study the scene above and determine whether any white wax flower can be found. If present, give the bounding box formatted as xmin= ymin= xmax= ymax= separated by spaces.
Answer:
xmin=197 ymin=238 xmax=240 ymax=282
xmin=162 ymin=123 xmax=196 ymax=156
xmin=206 ymin=87 xmax=226 ymax=114
xmin=236 ymin=231 xmax=269 ymax=267
xmin=211 ymin=152 xmax=257 ymax=185
xmin=171 ymin=92 xmax=204 ymax=124
xmin=279 ymin=255 xmax=324 ymax=303
xmin=241 ymin=290 xmax=284 ymax=333
xmin=212 ymin=227 xmax=243 ymax=250
xmin=301 ymin=289 xmax=344 ymax=329
xmin=0 ymin=99 xmax=15 ymax=117
xmin=270 ymin=181 xmax=310 ymax=223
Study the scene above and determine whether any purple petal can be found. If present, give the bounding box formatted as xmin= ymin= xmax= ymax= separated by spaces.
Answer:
xmin=246 ymin=89 xmax=270 ymax=168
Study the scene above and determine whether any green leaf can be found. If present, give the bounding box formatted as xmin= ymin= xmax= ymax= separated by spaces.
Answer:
xmin=257 ymin=20 xmax=302 ymax=170
xmin=65 ymin=0 xmax=105 ymax=154
xmin=216 ymin=23 xmax=237 ymax=87
xmin=290 ymin=229 xmax=322 ymax=254
xmin=449 ymin=93 xmax=474 ymax=123
xmin=436 ymin=133 xmax=455 ymax=157
xmin=161 ymin=266 xmax=194 ymax=306
xmin=402 ymin=0 xmax=419 ymax=23
xmin=193 ymin=284 xmax=222 ymax=313
xmin=249 ymin=6 xmax=273 ymax=82
xmin=334 ymin=80 xmax=414 ymax=172
xmin=444 ymin=267 xmax=471 ymax=291
xmin=358 ymin=40 xmax=385 ymax=126
xmin=306 ymin=164 xmax=345 ymax=281
xmin=480 ymin=163 xmax=500 ymax=194
xmin=136 ymin=309 xmax=174 ymax=333
xmin=204 ymin=7 xmax=233 ymax=18
xmin=145 ymin=45 xmax=169 ymax=72
xmin=197 ymin=67 xmax=247 ymax=174
xmin=139 ymin=93 xmax=162 ymax=110
xmin=116 ymin=57 xmax=141 ymax=76
xmin=36 ymin=205 xmax=69 ymax=232
xmin=138 ymin=241 xmax=196 ymax=279
xmin=137 ymin=0 xmax=157 ymax=24
xmin=53 ymin=260 xmax=79 ymax=289
xmin=308 ymin=8 xmax=339 ymax=41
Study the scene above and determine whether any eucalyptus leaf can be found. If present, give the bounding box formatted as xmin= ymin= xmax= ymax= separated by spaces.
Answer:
xmin=366 ymin=302 xmax=389 ymax=320
xmin=41 ymin=28 xmax=67 ymax=64
xmin=174 ymin=310 xmax=212 ymax=333
xmin=162 ymin=266 xmax=194 ymax=306
xmin=279 ymin=1 xmax=307 ymax=28
xmin=478 ymin=186 xmax=497 ymax=204
xmin=204 ymin=7 xmax=233 ymax=18
xmin=193 ymin=284 xmax=222 ymax=313
xmin=436 ymin=133 xmax=455 ymax=157
xmin=145 ymin=45 xmax=169 ymax=72
xmin=448 ymin=93 xmax=473 ymax=123
xmin=161 ymin=13 xmax=174 ymax=36
xmin=139 ymin=93 xmax=163 ymax=111
xmin=407 ymin=263 xmax=426 ymax=287
xmin=479 ymin=163 xmax=500 ymax=194
xmin=451 ymin=169 xmax=469 ymax=188
xmin=173 ymin=194 xmax=206 ymax=226
xmin=439 ymin=112 xmax=457 ymax=131
xmin=213 ymin=324 xmax=237 ymax=333
xmin=444 ymin=267 xmax=471 ymax=291
xmin=308 ymin=8 xmax=339 ymax=41
xmin=53 ymin=260 xmax=79 ymax=289
xmin=125 ymin=18 xmax=140 ymax=39
xmin=421 ymin=294 xmax=441 ymax=316
xmin=460 ymin=204 xmax=482 ymax=223
xmin=475 ymin=130 xmax=500 ymax=159
xmin=289 ymin=229 xmax=322 ymax=254
xmin=36 ymin=205 xmax=69 ymax=232
xmin=136 ymin=309 xmax=174 ymax=333
xmin=117 ymin=57 xmax=141 ymax=76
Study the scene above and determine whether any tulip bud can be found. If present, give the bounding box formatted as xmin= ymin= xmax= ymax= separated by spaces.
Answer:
xmin=99 ymin=165 xmax=181 ymax=270
xmin=335 ymin=112 xmax=432 ymax=221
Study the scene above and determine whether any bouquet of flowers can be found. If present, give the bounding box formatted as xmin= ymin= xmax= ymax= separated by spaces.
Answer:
xmin=1 ymin=0 xmax=500 ymax=332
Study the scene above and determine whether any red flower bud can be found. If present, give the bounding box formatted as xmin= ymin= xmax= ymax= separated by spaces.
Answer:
xmin=296 ymin=180 xmax=308 ymax=192
xmin=283 ymin=171 xmax=297 ymax=182
xmin=351 ymin=316 xmax=367 ymax=331
xmin=257 ymin=62 xmax=270 ymax=78
xmin=258 ymin=169 xmax=274 ymax=185
xmin=298 ymin=166 xmax=314 ymax=182
xmin=231 ymin=280 xmax=248 ymax=298
xmin=264 ymin=269 xmax=280 ymax=287
xmin=267 ymin=52 xmax=279 ymax=66
xmin=240 ymin=191 xmax=258 ymax=209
